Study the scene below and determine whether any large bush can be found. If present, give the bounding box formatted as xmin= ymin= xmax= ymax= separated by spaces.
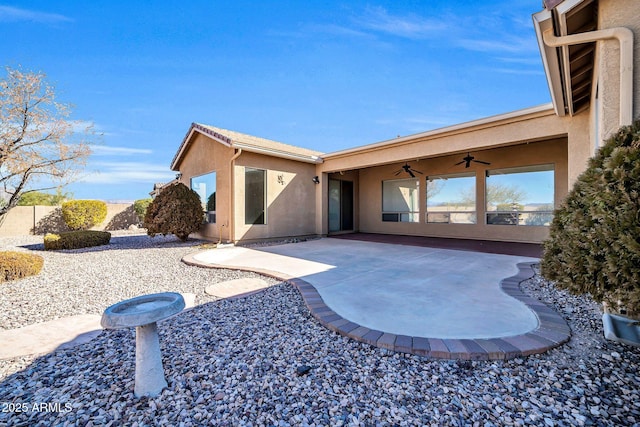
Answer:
xmin=61 ymin=200 xmax=107 ymax=230
xmin=541 ymin=120 xmax=640 ymax=314
xmin=44 ymin=230 xmax=111 ymax=250
xmin=0 ymin=251 xmax=44 ymax=282
xmin=143 ymin=183 xmax=203 ymax=241
xmin=133 ymin=198 xmax=152 ymax=222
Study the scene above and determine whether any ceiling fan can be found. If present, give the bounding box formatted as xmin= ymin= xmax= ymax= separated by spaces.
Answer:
xmin=454 ymin=152 xmax=491 ymax=168
xmin=394 ymin=162 xmax=423 ymax=178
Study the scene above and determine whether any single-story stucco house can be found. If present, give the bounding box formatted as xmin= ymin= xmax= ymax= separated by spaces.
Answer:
xmin=169 ymin=0 xmax=639 ymax=245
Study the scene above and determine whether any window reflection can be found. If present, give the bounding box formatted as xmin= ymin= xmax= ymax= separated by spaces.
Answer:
xmin=486 ymin=165 xmax=554 ymax=226
xmin=191 ymin=171 xmax=216 ymax=223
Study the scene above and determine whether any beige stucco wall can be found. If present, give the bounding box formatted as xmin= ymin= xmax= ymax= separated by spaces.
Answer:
xmin=595 ymin=0 xmax=640 ymax=143
xmin=233 ymin=152 xmax=318 ymax=242
xmin=0 ymin=206 xmax=58 ymax=236
xmin=319 ymin=108 xmax=564 ymax=173
xmin=317 ymin=109 xmax=584 ymax=242
xmin=175 ymin=132 xmax=234 ymax=242
xmin=0 ymin=203 xmax=139 ymax=236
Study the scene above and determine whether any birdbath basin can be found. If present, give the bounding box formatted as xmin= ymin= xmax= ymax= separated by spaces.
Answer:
xmin=101 ymin=292 xmax=185 ymax=397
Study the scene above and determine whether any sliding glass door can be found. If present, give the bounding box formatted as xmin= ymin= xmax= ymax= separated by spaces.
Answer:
xmin=328 ymin=179 xmax=353 ymax=233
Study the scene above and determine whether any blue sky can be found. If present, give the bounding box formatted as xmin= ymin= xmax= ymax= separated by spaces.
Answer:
xmin=1 ymin=1 xmax=551 ymax=202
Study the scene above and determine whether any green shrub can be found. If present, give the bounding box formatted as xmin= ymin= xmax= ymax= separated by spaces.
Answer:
xmin=44 ymin=230 xmax=111 ymax=250
xmin=541 ymin=120 xmax=640 ymax=314
xmin=0 ymin=251 xmax=44 ymax=282
xmin=133 ymin=198 xmax=152 ymax=222
xmin=18 ymin=189 xmax=70 ymax=206
xmin=61 ymin=200 xmax=108 ymax=230
xmin=143 ymin=183 xmax=203 ymax=241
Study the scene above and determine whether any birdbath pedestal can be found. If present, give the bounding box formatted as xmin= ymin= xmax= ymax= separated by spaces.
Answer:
xmin=101 ymin=292 xmax=185 ymax=397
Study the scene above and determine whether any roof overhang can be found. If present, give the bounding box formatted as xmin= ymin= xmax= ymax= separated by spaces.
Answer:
xmin=170 ymin=123 xmax=323 ymax=171
xmin=170 ymin=123 xmax=231 ymax=171
xmin=533 ymin=0 xmax=598 ymax=117
xmin=322 ymin=103 xmax=556 ymax=160
xmin=232 ymin=141 xmax=323 ymax=164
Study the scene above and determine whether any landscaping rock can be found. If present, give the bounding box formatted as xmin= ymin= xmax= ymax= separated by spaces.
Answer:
xmin=0 ymin=234 xmax=638 ymax=426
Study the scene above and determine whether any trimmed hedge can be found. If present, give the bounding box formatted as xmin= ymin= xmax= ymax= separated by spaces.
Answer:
xmin=541 ymin=120 xmax=640 ymax=315
xmin=62 ymin=200 xmax=107 ymax=230
xmin=0 ymin=251 xmax=44 ymax=282
xmin=144 ymin=182 xmax=203 ymax=241
xmin=44 ymin=230 xmax=112 ymax=250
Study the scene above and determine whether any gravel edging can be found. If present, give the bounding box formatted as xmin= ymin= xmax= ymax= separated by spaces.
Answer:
xmin=0 ymin=233 xmax=279 ymax=330
xmin=1 ymin=234 xmax=639 ymax=426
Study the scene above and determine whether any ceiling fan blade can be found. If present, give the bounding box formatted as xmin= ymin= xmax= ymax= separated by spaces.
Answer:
xmin=412 ymin=169 xmax=424 ymax=175
xmin=394 ymin=170 xmax=402 ymax=176
xmin=408 ymin=170 xmax=415 ymax=178
xmin=473 ymin=160 xmax=491 ymax=165
xmin=454 ymin=160 xmax=466 ymax=166
xmin=465 ymin=161 xmax=471 ymax=168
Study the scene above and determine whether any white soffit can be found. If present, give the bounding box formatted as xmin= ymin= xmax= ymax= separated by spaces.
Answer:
xmin=555 ymin=0 xmax=597 ymax=116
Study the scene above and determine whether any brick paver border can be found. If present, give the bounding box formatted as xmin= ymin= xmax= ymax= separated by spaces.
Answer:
xmin=183 ymin=252 xmax=571 ymax=360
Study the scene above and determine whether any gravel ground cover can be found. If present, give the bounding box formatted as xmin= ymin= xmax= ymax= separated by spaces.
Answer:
xmin=0 ymin=233 xmax=639 ymax=426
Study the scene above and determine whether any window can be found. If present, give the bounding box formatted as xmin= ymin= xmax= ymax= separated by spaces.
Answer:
xmin=485 ymin=164 xmax=554 ymax=226
xmin=426 ymin=172 xmax=476 ymax=224
xmin=191 ymin=171 xmax=216 ymax=223
xmin=245 ymin=167 xmax=266 ymax=225
xmin=382 ymin=178 xmax=419 ymax=222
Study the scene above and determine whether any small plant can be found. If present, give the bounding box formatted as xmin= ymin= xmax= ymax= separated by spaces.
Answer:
xmin=0 ymin=251 xmax=44 ymax=282
xmin=61 ymin=200 xmax=107 ymax=230
xmin=44 ymin=230 xmax=111 ymax=250
xmin=133 ymin=198 xmax=153 ymax=223
xmin=143 ymin=183 xmax=203 ymax=241
xmin=541 ymin=120 xmax=640 ymax=314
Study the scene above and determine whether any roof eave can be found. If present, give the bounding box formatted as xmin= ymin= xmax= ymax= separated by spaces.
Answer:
xmin=533 ymin=9 xmax=567 ymax=117
xmin=233 ymin=142 xmax=324 ymax=164
xmin=171 ymin=123 xmax=233 ymax=171
xmin=322 ymin=103 xmax=555 ymax=160
xmin=170 ymin=123 xmax=324 ymax=170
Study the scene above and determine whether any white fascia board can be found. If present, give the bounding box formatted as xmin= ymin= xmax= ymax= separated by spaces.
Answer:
xmin=233 ymin=142 xmax=324 ymax=164
xmin=533 ymin=9 xmax=567 ymax=117
xmin=170 ymin=128 xmax=197 ymax=171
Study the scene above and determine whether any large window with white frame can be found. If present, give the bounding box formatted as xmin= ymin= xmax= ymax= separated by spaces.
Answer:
xmin=191 ymin=171 xmax=216 ymax=223
xmin=485 ymin=164 xmax=554 ymax=226
xmin=245 ymin=167 xmax=266 ymax=225
xmin=426 ymin=172 xmax=476 ymax=224
xmin=382 ymin=178 xmax=419 ymax=222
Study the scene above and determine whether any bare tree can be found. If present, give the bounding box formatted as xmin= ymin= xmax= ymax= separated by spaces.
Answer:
xmin=0 ymin=67 xmax=93 ymax=219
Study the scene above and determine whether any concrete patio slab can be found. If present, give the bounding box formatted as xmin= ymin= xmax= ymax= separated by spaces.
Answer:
xmin=185 ymin=238 xmax=571 ymax=360
xmin=205 ymin=277 xmax=271 ymax=299
xmin=0 ymin=314 xmax=102 ymax=360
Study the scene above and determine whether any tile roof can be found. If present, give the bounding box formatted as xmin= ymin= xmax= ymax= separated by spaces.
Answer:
xmin=196 ymin=124 xmax=324 ymax=158
xmin=171 ymin=123 xmax=323 ymax=170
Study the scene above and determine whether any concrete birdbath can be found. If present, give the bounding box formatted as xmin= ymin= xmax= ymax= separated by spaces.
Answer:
xmin=101 ymin=292 xmax=185 ymax=397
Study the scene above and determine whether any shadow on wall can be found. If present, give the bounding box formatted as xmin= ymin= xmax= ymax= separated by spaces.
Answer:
xmin=105 ymin=205 xmax=140 ymax=231
xmin=30 ymin=205 xmax=141 ymax=235
xmin=32 ymin=208 xmax=71 ymax=235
